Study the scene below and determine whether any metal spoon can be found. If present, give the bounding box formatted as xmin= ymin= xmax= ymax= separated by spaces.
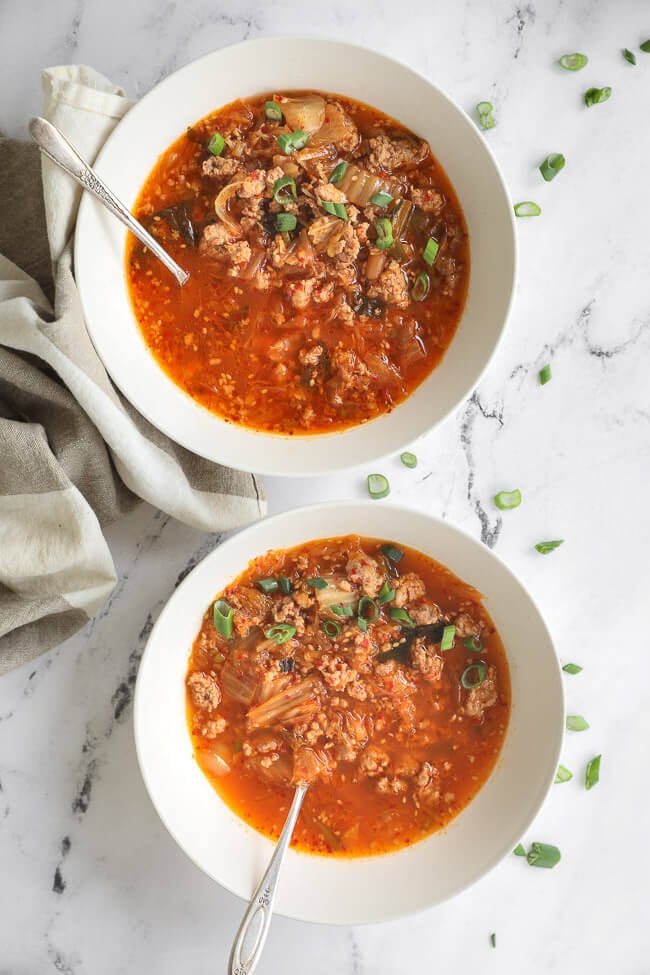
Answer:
xmin=228 ymin=782 xmax=308 ymax=975
xmin=29 ymin=116 xmax=189 ymax=287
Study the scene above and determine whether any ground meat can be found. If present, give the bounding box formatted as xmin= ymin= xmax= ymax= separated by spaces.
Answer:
xmin=328 ymin=349 xmax=372 ymax=404
xmin=237 ymin=169 xmax=266 ymax=198
xmin=336 ymin=300 xmax=355 ymax=327
xmin=409 ymin=600 xmax=442 ymax=625
xmin=313 ymin=280 xmax=336 ymax=303
xmin=200 ymin=716 xmax=228 ymax=738
xmin=435 ymin=253 xmax=460 ymax=296
xmin=358 ymin=745 xmax=390 ymax=777
xmin=367 ymin=259 xmax=410 ymax=308
xmin=264 ymin=165 xmax=285 ymax=190
xmin=367 ymin=135 xmax=429 ymax=172
xmin=318 ymin=657 xmax=358 ymax=691
xmin=463 ymin=664 xmax=498 ymax=719
xmin=347 ymin=679 xmax=368 ymax=701
xmin=392 ymin=572 xmax=426 ymax=608
xmin=285 ymin=277 xmax=317 ymax=309
xmin=198 ymin=224 xmax=251 ymax=273
xmin=409 ymin=638 xmax=444 ymax=680
xmin=415 ymin=761 xmax=440 ymax=803
xmin=272 ymin=595 xmax=306 ymax=636
xmin=225 ymin=240 xmax=252 ymax=274
xmin=293 ymin=588 xmax=315 ymax=609
xmin=315 ymin=182 xmax=347 ymax=205
xmin=227 ymin=585 xmax=268 ymax=637
xmin=326 ymin=222 xmax=360 ymax=264
xmin=410 ymin=187 xmax=445 ymax=214
xmin=298 ymin=343 xmax=326 ymax=367
xmin=202 ymin=155 xmax=241 ymax=179
xmin=187 ymin=672 xmax=222 ymax=712
xmin=454 ymin=612 xmax=480 ymax=638
xmin=307 ymin=214 xmax=339 ymax=249
xmin=376 ymin=775 xmax=407 ymax=795
xmin=269 ymin=233 xmax=288 ymax=268
xmin=346 ymin=551 xmax=383 ymax=597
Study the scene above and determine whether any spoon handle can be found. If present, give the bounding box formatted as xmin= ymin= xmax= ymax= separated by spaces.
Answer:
xmin=228 ymin=783 xmax=308 ymax=975
xmin=28 ymin=116 xmax=189 ymax=287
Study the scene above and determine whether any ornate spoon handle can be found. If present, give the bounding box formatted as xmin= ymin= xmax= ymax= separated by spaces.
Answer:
xmin=228 ymin=783 xmax=308 ymax=975
xmin=29 ymin=116 xmax=189 ymax=287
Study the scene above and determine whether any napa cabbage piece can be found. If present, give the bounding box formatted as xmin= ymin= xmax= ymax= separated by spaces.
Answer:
xmin=292 ymin=745 xmax=333 ymax=785
xmin=310 ymin=102 xmax=359 ymax=152
xmin=275 ymin=93 xmax=325 ymax=134
xmin=246 ymin=675 xmax=322 ymax=730
xmin=336 ymin=163 xmax=402 ymax=206
xmin=315 ymin=577 xmax=359 ymax=616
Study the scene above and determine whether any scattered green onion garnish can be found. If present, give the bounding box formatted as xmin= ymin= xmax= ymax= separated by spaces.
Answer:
xmin=279 ymin=575 xmax=293 ymax=595
xmin=476 ymin=101 xmax=496 ymax=129
xmin=368 ymin=473 xmax=390 ymax=499
xmin=329 ymin=161 xmax=349 ymax=184
xmin=331 ymin=604 xmax=354 ymax=617
xmin=641 ymin=40 xmax=650 ymax=53
xmin=514 ymin=201 xmax=542 ymax=217
xmin=513 ymin=843 xmax=526 ymax=856
xmin=256 ymin=577 xmax=279 ymax=594
xmin=623 ymin=48 xmax=637 ymax=65
xmin=212 ymin=599 xmax=234 ymax=638
xmin=323 ymin=620 xmax=341 ymax=638
xmin=264 ymin=100 xmax=284 ymax=122
xmin=535 ymin=539 xmax=564 ymax=554
xmin=539 ymin=364 xmax=552 ymax=385
xmin=463 ymin=636 xmax=483 ymax=652
xmin=584 ymin=86 xmax=612 ymax=107
xmin=555 ymin=764 xmax=573 ymax=784
xmin=276 ymin=212 xmax=297 ymax=232
xmin=389 ymin=606 xmax=416 ymax=627
xmin=264 ymin=623 xmax=296 ymax=644
xmin=357 ymin=596 xmax=380 ymax=632
xmin=207 ymin=133 xmax=225 ymax=156
xmin=377 ymin=581 xmax=396 ymax=604
xmin=539 ymin=153 xmax=566 ymax=182
xmin=400 ymin=451 xmax=418 ymax=468
xmin=490 ymin=934 xmax=496 ymax=949
xmin=585 ymin=754 xmax=601 ymax=790
xmin=461 ymin=662 xmax=487 ymax=689
xmin=380 ymin=543 xmax=404 ymax=562
xmin=559 ymin=53 xmax=588 ymax=71
xmin=562 ymin=662 xmax=582 ymax=675
xmin=410 ymin=272 xmax=430 ymax=302
xmin=494 ymin=489 xmax=522 ymax=510
xmin=277 ymin=129 xmax=309 ymax=154
xmin=440 ymin=624 xmax=456 ymax=652
xmin=527 ymin=842 xmax=561 ymax=869
xmin=566 ymin=714 xmax=589 ymax=731
xmin=422 ymin=237 xmax=439 ymax=265
xmin=305 ymin=577 xmax=328 ymax=589
xmin=273 ymin=175 xmax=297 ymax=205
xmin=369 ymin=191 xmax=394 ymax=207
xmin=321 ymin=200 xmax=349 ymax=221
xmin=374 ymin=217 xmax=394 ymax=250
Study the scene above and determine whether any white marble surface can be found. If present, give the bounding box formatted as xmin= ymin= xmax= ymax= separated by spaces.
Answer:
xmin=2 ymin=0 xmax=650 ymax=971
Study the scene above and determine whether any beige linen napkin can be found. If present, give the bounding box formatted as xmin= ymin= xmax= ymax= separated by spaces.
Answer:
xmin=0 ymin=66 xmax=265 ymax=675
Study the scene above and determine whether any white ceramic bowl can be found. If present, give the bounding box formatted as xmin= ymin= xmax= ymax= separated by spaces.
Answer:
xmin=134 ymin=502 xmax=563 ymax=924
xmin=75 ymin=37 xmax=516 ymax=477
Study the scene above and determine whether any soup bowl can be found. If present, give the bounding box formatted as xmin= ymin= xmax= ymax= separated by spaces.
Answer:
xmin=134 ymin=502 xmax=563 ymax=924
xmin=75 ymin=37 xmax=516 ymax=477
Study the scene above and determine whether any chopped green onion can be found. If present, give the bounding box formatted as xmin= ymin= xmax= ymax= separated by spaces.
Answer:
xmin=380 ymin=544 xmax=404 ymax=562
xmin=623 ymin=48 xmax=637 ymax=65
xmin=331 ymin=604 xmax=354 ymax=617
xmin=264 ymin=623 xmax=296 ymax=644
xmin=329 ymin=161 xmax=348 ymax=184
xmin=584 ymin=87 xmax=612 ymax=108
xmin=323 ymin=620 xmax=341 ymax=638
xmin=461 ymin=662 xmax=487 ymax=689
xmin=389 ymin=606 xmax=416 ymax=627
xmin=494 ymin=489 xmax=522 ymax=510
xmin=422 ymin=237 xmax=439 ymax=265
xmin=264 ymin=100 xmax=284 ymax=122
xmin=535 ymin=539 xmax=564 ymax=555
xmin=212 ymin=599 xmax=234 ymax=638
xmin=476 ymin=101 xmax=496 ymax=129
xmin=357 ymin=596 xmax=379 ymax=632
xmin=369 ymin=191 xmax=394 ymax=207
xmin=440 ymin=624 xmax=456 ymax=652
xmin=374 ymin=217 xmax=394 ymax=251
xmin=410 ymin=272 xmax=430 ymax=302
xmin=255 ymin=577 xmax=279 ymax=594
xmin=514 ymin=201 xmax=542 ymax=217
xmin=368 ymin=473 xmax=390 ymax=499
xmin=279 ymin=575 xmax=293 ymax=595
xmin=277 ymin=129 xmax=309 ymax=154
xmin=463 ymin=636 xmax=483 ymax=653
xmin=275 ymin=212 xmax=297 ymax=232
xmin=562 ymin=662 xmax=582 ymax=675
xmin=273 ymin=175 xmax=297 ymax=205
xmin=305 ymin=577 xmax=328 ymax=589
xmin=513 ymin=843 xmax=526 ymax=856
xmin=321 ymin=200 xmax=348 ymax=221
xmin=539 ymin=364 xmax=552 ymax=385
xmin=539 ymin=153 xmax=566 ymax=182
xmin=641 ymin=40 xmax=650 ymax=53
xmin=555 ymin=764 xmax=573 ymax=784
xmin=585 ymin=754 xmax=601 ymax=790
xmin=207 ymin=133 xmax=225 ymax=156
xmin=400 ymin=451 xmax=418 ymax=468
xmin=490 ymin=934 xmax=496 ymax=949
xmin=559 ymin=53 xmax=588 ymax=71
xmin=377 ymin=581 xmax=396 ymax=605
xmin=566 ymin=714 xmax=589 ymax=732
xmin=527 ymin=842 xmax=561 ymax=869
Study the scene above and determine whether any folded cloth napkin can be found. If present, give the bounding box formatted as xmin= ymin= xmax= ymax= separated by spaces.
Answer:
xmin=0 ymin=66 xmax=266 ymax=675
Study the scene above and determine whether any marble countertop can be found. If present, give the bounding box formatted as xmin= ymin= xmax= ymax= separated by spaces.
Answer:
xmin=2 ymin=0 xmax=649 ymax=971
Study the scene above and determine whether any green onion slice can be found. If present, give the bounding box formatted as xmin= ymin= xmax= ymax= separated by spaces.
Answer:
xmin=377 ymin=581 xmax=396 ymax=605
xmin=321 ymin=200 xmax=348 ymax=221
xmin=461 ymin=661 xmax=487 ymax=689
xmin=329 ymin=161 xmax=349 ymax=184
xmin=374 ymin=217 xmax=394 ymax=250
xmin=539 ymin=153 xmax=566 ymax=182
xmin=276 ymin=212 xmax=297 ymax=232
xmin=264 ymin=623 xmax=297 ymax=644
xmin=527 ymin=842 xmax=561 ymax=869
xmin=357 ymin=596 xmax=380 ymax=632
xmin=273 ymin=174 xmax=297 ymax=205
xmin=279 ymin=575 xmax=293 ymax=595
xmin=535 ymin=539 xmax=564 ymax=555
xmin=562 ymin=662 xmax=582 ymax=675
xmin=513 ymin=843 xmax=526 ymax=856
xmin=623 ymin=48 xmax=637 ymax=65
xmin=305 ymin=577 xmax=328 ymax=589
xmin=490 ymin=934 xmax=496 ymax=949
xmin=255 ymin=577 xmax=279 ymax=594
xmin=368 ymin=473 xmax=390 ymax=499
xmin=411 ymin=272 xmax=430 ymax=302
xmin=494 ymin=489 xmax=522 ymax=510
xmin=207 ymin=133 xmax=225 ymax=156
xmin=323 ymin=620 xmax=341 ymax=638
xmin=463 ymin=636 xmax=483 ymax=652
xmin=369 ymin=191 xmax=394 ymax=207
xmin=585 ymin=754 xmax=601 ymax=790
xmin=514 ymin=201 xmax=542 ymax=217
xmin=440 ymin=624 xmax=456 ymax=652
xmin=539 ymin=364 xmax=552 ymax=385
xmin=380 ymin=543 xmax=404 ymax=562
xmin=555 ymin=764 xmax=573 ymax=784
xmin=400 ymin=451 xmax=418 ymax=468
xmin=476 ymin=101 xmax=496 ymax=129
xmin=277 ymin=129 xmax=309 ymax=154
xmin=331 ymin=604 xmax=354 ymax=617
xmin=566 ymin=714 xmax=589 ymax=732
xmin=584 ymin=87 xmax=612 ymax=108
xmin=389 ymin=606 xmax=416 ymax=627
xmin=422 ymin=237 xmax=439 ymax=266
xmin=641 ymin=40 xmax=650 ymax=53
xmin=559 ymin=53 xmax=588 ymax=71
xmin=213 ymin=599 xmax=234 ymax=638
xmin=264 ymin=100 xmax=284 ymax=122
